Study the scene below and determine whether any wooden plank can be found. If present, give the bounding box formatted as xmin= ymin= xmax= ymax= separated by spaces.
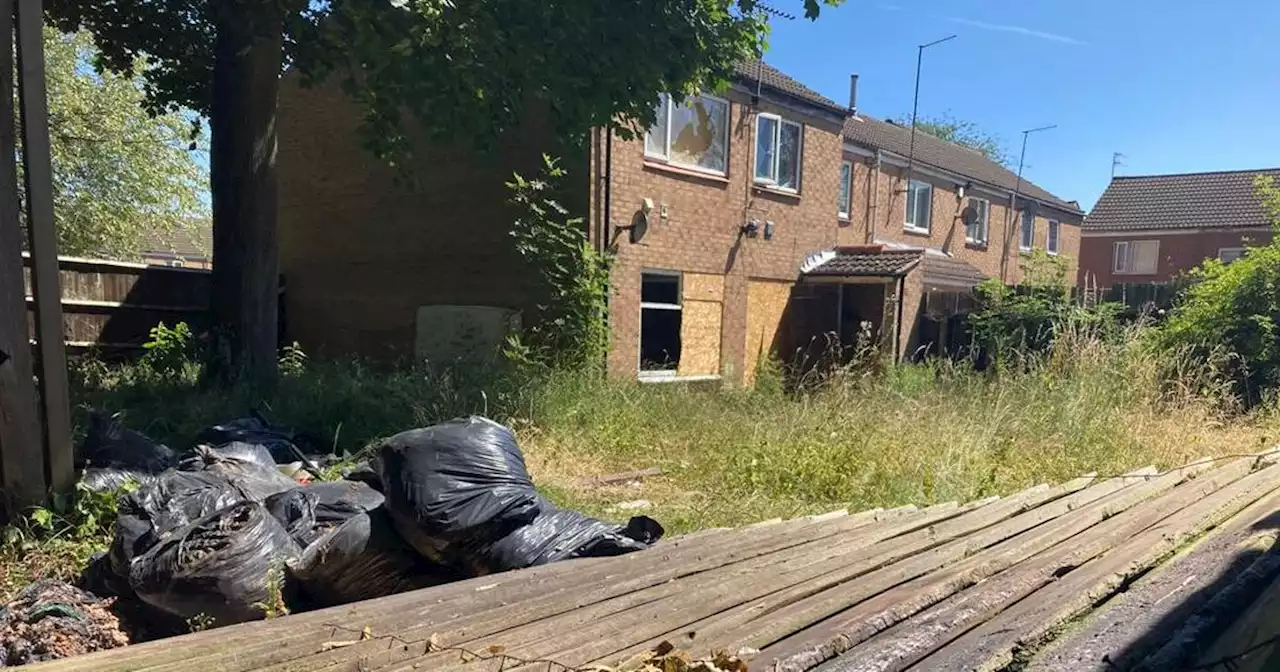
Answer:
xmin=771 ymin=456 xmax=1252 ymax=672
xmin=915 ymin=459 xmax=1280 ymax=672
xmin=1029 ymin=487 xmax=1280 ymax=671
xmin=442 ymin=480 xmax=1093 ymax=672
xmin=664 ymin=468 xmax=1173 ymax=670
xmin=15 ymin=0 xmax=72 ymax=495
xmin=0 ymin=0 xmax=46 ymax=511
xmin=35 ymin=500 xmax=975 ymax=672
xmin=258 ymin=501 xmax=986 ymax=672
xmin=1179 ymin=550 xmax=1280 ymax=672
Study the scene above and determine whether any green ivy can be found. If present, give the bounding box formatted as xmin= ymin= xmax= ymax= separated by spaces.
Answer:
xmin=506 ymin=155 xmax=612 ymax=371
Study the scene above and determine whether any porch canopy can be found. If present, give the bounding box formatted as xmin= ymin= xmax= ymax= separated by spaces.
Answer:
xmin=800 ymin=245 xmax=922 ymax=282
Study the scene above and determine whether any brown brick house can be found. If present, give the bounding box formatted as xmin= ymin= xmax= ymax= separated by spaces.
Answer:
xmin=276 ymin=61 xmax=1082 ymax=383
xmin=1078 ymin=169 xmax=1280 ymax=288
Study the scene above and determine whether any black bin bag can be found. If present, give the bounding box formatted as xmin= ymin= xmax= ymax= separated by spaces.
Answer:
xmin=375 ymin=417 xmax=541 ymax=565
xmin=265 ymin=481 xmax=449 ymax=607
xmin=78 ymin=411 xmax=177 ymax=492
xmin=129 ymin=501 xmax=300 ymax=625
xmin=375 ymin=417 xmax=664 ymax=576
xmin=179 ymin=444 xmax=299 ymax=502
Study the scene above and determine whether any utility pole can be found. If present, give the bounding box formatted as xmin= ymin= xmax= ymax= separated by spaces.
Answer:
xmin=905 ymin=34 xmax=957 ymax=186
xmin=1013 ymin=124 xmax=1057 ymax=212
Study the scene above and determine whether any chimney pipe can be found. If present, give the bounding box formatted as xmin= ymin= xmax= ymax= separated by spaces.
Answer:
xmin=848 ymin=73 xmax=859 ymax=115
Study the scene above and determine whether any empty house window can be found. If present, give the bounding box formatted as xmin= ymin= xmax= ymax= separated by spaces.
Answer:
xmin=640 ymin=272 xmax=682 ymax=375
xmin=644 ymin=93 xmax=729 ymax=174
xmin=1047 ymin=220 xmax=1061 ymax=255
xmin=905 ymin=180 xmax=932 ymax=232
xmin=754 ymin=114 xmax=802 ymax=190
xmin=1218 ymin=247 xmax=1246 ymax=263
xmin=1113 ymin=240 xmax=1160 ymax=274
xmin=966 ymin=197 xmax=989 ymax=245
xmin=838 ymin=161 xmax=853 ymax=219
xmin=1020 ymin=211 xmax=1035 ymax=251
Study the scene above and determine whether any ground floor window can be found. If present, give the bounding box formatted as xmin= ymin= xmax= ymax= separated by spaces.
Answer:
xmin=640 ymin=271 xmax=682 ymax=374
xmin=1218 ymin=247 xmax=1246 ymax=263
xmin=1113 ymin=240 xmax=1160 ymax=274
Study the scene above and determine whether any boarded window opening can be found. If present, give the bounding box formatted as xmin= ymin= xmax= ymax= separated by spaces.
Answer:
xmin=640 ymin=272 xmax=682 ymax=374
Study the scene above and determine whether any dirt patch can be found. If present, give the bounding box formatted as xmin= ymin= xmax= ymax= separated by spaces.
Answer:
xmin=0 ymin=581 xmax=130 ymax=666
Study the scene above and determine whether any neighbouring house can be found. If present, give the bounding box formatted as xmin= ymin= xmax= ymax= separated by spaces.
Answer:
xmin=1079 ymin=169 xmax=1280 ymax=288
xmin=276 ymin=61 xmax=1082 ymax=384
xmin=139 ymin=220 xmax=212 ymax=269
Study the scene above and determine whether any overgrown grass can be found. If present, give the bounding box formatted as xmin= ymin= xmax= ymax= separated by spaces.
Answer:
xmin=4 ymin=322 xmax=1270 ymax=600
xmin=56 ymin=322 xmax=1274 ymax=539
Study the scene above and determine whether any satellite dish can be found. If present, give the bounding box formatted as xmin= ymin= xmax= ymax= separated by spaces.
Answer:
xmin=623 ymin=211 xmax=649 ymax=244
xmin=961 ymin=203 xmax=980 ymax=228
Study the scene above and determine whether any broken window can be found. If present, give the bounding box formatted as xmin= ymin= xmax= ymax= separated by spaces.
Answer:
xmin=640 ymin=272 xmax=682 ymax=375
xmin=644 ymin=94 xmax=729 ymax=174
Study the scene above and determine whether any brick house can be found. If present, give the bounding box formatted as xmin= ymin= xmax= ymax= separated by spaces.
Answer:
xmin=276 ymin=62 xmax=1082 ymax=384
xmin=1078 ymin=169 xmax=1280 ymax=288
xmin=139 ymin=220 xmax=212 ymax=269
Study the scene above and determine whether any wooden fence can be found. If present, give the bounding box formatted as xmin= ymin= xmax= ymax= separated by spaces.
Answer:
xmin=22 ymin=253 xmax=211 ymax=356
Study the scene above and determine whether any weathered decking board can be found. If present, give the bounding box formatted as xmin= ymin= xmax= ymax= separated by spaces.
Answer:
xmin=30 ymin=451 xmax=1280 ymax=672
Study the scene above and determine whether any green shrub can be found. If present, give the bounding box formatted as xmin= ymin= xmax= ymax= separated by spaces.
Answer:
xmin=1154 ymin=175 xmax=1280 ymax=404
xmin=141 ymin=321 xmax=198 ymax=375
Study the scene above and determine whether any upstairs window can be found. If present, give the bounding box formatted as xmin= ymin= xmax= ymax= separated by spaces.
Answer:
xmin=1113 ymin=240 xmax=1159 ymax=274
xmin=838 ymin=161 xmax=852 ymax=219
xmin=966 ymin=197 xmax=989 ymax=245
xmin=1218 ymin=247 xmax=1246 ymax=263
xmin=754 ymin=114 xmax=802 ymax=191
xmin=1047 ymin=220 xmax=1061 ymax=255
xmin=905 ymin=180 xmax=932 ymax=231
xmin=1020 ymin=211 xmax=1035 ymax=251
xmin=644 ymin=94 xmax=729 ymax=174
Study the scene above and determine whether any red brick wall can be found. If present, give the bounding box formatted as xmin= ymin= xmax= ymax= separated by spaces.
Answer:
xmin=276 ymin=75 xmax=581 ymax=358
xmin=840 ymin=153 xmax=1082 ymax=286
xmin=603 ymin=93 xmax=845 ymax=383
xmin=1078 ymin=229 xmax=1274 ymax=288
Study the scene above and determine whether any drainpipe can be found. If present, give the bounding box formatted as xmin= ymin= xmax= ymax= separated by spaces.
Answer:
xmin=603 ymin=127 xmax=613 ymax=253
xmin=866 ymin=150 xmax=882 ymax=244
xmin=894 ymin=275 xmax=905 ymax=362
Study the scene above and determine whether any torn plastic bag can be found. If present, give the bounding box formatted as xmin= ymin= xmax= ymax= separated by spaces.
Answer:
xmin=376 ymin=417 xmax=541 ymax=564
xmin=106 ymin=470 xmax=247 ymax=598
xmin=0 ymin=580 xmax=129 ymax=666
xmin=265 ymin=481 xmax=444 ymax=607
xmin=180 ymin=444 xmax=299 ymax=502
xmin=129 ymin=501 xmax=300 ymax=625
xmin=80 ymin=467 xmax=159 ymax=493
xmin=195 ymin=412 xmax=321 ymax=465
xmin=462 ymin=497 xmax=664 ymax=574
xmin=78 ymin=411 xmax=177 ymax=474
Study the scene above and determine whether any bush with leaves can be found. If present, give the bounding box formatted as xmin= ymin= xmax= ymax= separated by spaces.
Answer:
xmin=969 ymin=251 xmax=1122 ymax=367
xmin=1153 ymin=176 xmax=1280 ymax=403
xmin=506 ymin=156 xmax=612 ymax=370
xmin=141 ymin=322 xmax=198 ymax=376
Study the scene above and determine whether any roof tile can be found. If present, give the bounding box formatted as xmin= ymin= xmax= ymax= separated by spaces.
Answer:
xmin=1086 ymin=169 xmax=1280 ymax=232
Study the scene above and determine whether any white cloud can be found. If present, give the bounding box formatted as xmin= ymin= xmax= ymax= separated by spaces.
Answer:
xmin=944 ymin=16 xmax=1086 ymax=45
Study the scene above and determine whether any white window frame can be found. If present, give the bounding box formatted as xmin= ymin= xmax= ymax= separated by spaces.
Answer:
xmin=1113 ymin=240 xmax=1160 ymax=275
xmin=966 ymin=197 xmax=990 ymax=245
xmin=754 ymin=113 xmax=803 ymax=192
xmin=643 ymin=93 xmax=730 ymax=176
xmin=1218 ymin=247 xmax=1246 ymax=263
xmin=837 ymin=161 xmax=853 ymax=220
xmin=904 ymin=179 xmax=932 ymax=233
xmin=1047 ymin=220 xmax=1061 ymax=255
xmin=1020 ymin=211 xmax=1035 ymax=251
xmin=638 ymin=270 xmax=683 ymax=379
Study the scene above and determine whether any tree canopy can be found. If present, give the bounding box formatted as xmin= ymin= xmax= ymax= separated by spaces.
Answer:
xmin=909 ymin=113 xmax=1011 ymax=167
xmin=40 ymin=27 xmax=207 ymax=259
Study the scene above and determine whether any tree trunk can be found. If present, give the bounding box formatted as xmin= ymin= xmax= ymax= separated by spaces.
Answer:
xmin=208 ymin=0 xmax=283 ymax=385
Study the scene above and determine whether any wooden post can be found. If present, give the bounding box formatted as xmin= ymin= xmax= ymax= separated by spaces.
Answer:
xmin=16 ymin=0 xmax=73 ymax=496
xmin=0 ymin=0 xmax=48 ymax=511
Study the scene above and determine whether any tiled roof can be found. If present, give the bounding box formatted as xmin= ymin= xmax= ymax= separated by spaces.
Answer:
xmin=140 ymin=219 xmax=211 ymax=260
xmin=802 ymin=246 xmax=922 ymax=277
xmin=733 ymin=60 xmax=846 ymax=114
xmin=921 ymin=255 xmax=987 ymax=289
xmin=1085 ymin=169 xmax=1280 ymax=232
xmin=843 ymin=116 xmax=1082 ymax=216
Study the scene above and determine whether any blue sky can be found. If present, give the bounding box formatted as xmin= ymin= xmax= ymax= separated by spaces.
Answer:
xmin=763 ymin=0 xmax=1280 ymax=209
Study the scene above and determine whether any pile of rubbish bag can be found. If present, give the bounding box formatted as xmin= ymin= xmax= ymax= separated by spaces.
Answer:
xmin=58 ymin=411 xmax=662 ymax=640
xmin=0 ymin=581 xmax=130 ymax=666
